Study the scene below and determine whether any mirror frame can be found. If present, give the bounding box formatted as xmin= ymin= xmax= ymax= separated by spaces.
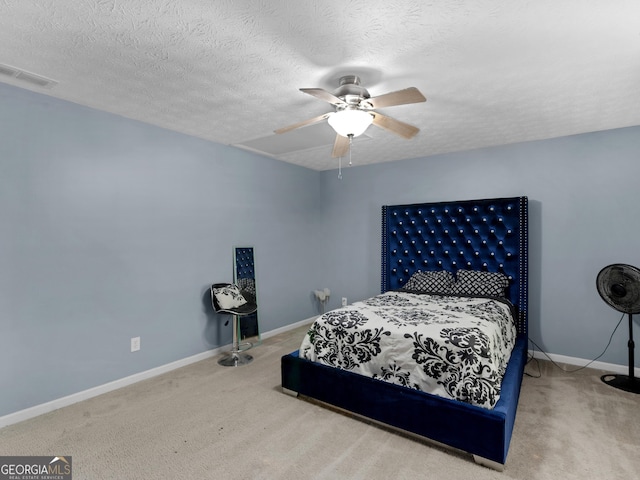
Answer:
xmin=233 ymin=246 xmax=260 ymax=346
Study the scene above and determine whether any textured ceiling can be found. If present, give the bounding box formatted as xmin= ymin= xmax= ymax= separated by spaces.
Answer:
xmin=0 ymin=1 xmax=639 ymax=171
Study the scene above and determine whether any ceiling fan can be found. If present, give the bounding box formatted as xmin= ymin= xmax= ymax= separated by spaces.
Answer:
xmin=274 ymin=75 xmax=427 ymax=158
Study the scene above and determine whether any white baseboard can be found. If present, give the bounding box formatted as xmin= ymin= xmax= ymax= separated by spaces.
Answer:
xmin=0 ymin=318 xmax=317 ymax=429
xmin=0 ymin=347 xmax=227 ymax=429
xmin=4 ymin=317 xmax=631 ymax=429
xmin=259 ymin=316 xmax=316 ymax=340
xmin=529 ymin=349 xmax=640 ymax=376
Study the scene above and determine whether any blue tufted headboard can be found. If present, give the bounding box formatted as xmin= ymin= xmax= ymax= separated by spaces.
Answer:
xmin=381 ymin=196 xmax=528 ymax=337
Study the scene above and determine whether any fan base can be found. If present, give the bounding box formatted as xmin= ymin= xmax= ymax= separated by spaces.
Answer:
xmin=600 ymin=374 xmax=640 ymax=394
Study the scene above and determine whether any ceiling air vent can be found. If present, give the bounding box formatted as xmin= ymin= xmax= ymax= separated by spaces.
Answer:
xmin=0 ymin=63 xmax=58 ymax=89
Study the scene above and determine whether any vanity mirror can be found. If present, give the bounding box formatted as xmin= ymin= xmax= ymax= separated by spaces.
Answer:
xmin=233 ymin=246 xmax=260 ymax=347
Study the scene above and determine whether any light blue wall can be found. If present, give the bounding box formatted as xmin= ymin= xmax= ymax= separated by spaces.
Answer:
xmin=0 ymin=84 xmax=322 ymax=417
xmin=2 ymin=79 xmax=639 ymax=419
xmin=317 ymin=126 xmax=640 ymax=369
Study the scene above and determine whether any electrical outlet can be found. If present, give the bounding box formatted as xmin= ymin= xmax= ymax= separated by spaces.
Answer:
xmin=131 ymin=336 xmax=140 ymax=352
xmin=341 ymin=297 xmax=347 ymax=307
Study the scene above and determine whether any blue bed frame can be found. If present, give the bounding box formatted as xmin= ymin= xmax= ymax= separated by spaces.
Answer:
xmin=281 ymin=196 xmax=528 ymax=469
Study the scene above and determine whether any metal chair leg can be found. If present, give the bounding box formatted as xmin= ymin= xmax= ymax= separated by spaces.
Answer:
xmin=218 ymin=314 xmax=253 ymax=366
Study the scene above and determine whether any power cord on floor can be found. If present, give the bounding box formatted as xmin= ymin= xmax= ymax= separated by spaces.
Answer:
xmin=525 ymin=311 xmax=625 ymax=377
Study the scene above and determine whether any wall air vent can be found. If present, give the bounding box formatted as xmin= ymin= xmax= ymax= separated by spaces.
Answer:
xmin=0 ymin=63 xmax=58 ymax=89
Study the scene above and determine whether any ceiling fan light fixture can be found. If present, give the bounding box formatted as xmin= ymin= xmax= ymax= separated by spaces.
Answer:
xmin=328 ymin=109 xmax=373 ymax=138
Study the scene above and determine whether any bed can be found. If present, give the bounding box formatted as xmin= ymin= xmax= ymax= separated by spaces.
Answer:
xmin=281 ymin=196 xmax=528 ymax=469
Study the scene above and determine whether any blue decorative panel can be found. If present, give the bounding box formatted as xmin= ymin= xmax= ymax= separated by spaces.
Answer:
xmin=234 ymin=246 xmax=259 ymax=340
xmin=382 ymin=197 xmax=528 ymax=336
xmin=234 ymin=247 xmax=255 ymax=279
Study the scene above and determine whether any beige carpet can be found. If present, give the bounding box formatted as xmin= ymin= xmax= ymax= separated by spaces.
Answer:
xmin=1 ymin=324 xmax=639 ymax=480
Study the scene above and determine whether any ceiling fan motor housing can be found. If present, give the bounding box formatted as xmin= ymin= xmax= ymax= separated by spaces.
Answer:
xmin=333 ymin=75 xmax=370 ymax=104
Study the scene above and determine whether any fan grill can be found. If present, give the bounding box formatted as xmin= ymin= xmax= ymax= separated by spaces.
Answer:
xmin=596 ymin=264 xmax=640 ymax=314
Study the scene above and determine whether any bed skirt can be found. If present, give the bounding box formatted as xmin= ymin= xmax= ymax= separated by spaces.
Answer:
xmin=281 ymin=336 xmax=527 ymax=465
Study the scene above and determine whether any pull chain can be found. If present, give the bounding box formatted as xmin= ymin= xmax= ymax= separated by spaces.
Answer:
xmin=338 ymin=135 xmax=355 ymax=180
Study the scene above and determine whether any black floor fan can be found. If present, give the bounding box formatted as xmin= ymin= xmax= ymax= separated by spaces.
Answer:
xmin=596 ymin=264 xmax=640 ymax=394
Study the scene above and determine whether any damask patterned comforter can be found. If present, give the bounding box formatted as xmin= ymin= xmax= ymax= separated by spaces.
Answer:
xmin=299 ymin=291 xmax=517 ymax=409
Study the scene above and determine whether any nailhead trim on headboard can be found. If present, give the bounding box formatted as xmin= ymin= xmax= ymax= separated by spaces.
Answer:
xmin=381 ymin=197 xmax=528 ymax=337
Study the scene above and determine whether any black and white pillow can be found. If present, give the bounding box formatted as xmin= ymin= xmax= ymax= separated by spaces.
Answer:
xmin=213 ymin=284 xmax=248 ymax=309
xmin=403 ymin=270 xmax=454 ymax=294
xmin=451 ymin=270 xmax=510 ymax=297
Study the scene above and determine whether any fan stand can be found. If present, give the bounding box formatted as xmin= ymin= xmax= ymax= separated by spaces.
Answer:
xmin=600 ymin=313 xmax=640 ymax=394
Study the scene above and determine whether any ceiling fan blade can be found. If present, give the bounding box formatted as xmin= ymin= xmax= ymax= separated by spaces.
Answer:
xmin=274 ymin=112 xmax=331 ymax=135
xmin=300 ymin=88 xmax=346 ymax=106
xmin=371 ymin=112 xmax=420 ymax=139
xmin=366 ymin=87 xmax=426 ymax=109
xmin=332 ymin=134 xmax=350 ymax=158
